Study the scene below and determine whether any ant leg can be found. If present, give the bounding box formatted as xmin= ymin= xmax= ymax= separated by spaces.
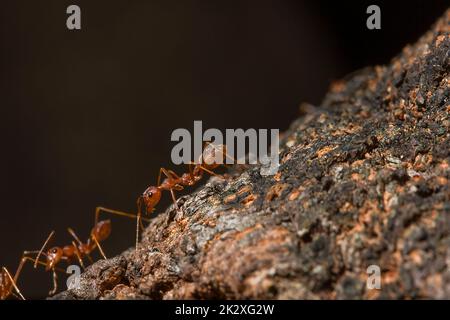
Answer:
xmin=49 ymin=270 xmax=58 ymax=296
xmin=158 ymin=167 xmax=178 ymax=186
xmin=24 ymin=256 xmax=65 ymax=273
xmin=139 ymin=218 xmax=146 ymax=232
xmin=14 ymin=254 xmax=64 ymax=298
xmin=158 ymin=168 xmax=184 ymax=212
xmin=167 ymin=169 xmax=181 ymax=180
xmin=67 ymin=228 xmax=83 ymax=246
xmin=67 ymin=228 xmax=95 ymax=264
xmin=203 ymin=142 xmax=237 ymax=176
xmin=35 ymin=231 xmax=55 ymax=269
xmin=15 ymin=254 xmax=65 ymax=293
xmin=141 ymin=216 xmax=149 ymax=232
xmin=94 ymin=206 xmax=150 ymax=225
xmin=71 ymin=241 xmax=85 ymax=270
xmin=169 ymin=189 xmax=183 ymax=214
xmin=221 ymin=147 xmax=236 ymax=165
xmin=92 ymin=235 xmax=107 ymax=260
xmin=12 ymin=292 xmax=23 ymax=300
xmin=157 ymin=167 xmax=166 ymax=186
xmin=2 ymin=267 xmax=25 ymax=300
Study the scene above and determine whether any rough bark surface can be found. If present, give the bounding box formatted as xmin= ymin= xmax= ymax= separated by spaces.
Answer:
xmin=52 ymin=10 xmax=449 ymax=300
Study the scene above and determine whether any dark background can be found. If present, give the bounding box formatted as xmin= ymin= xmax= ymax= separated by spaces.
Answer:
xmin=0 ymin=0 xmax=447 ymax=298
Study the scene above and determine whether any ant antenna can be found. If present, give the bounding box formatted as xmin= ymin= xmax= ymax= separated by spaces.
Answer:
xmin=34 ymin=230 xmax=55 ymax=268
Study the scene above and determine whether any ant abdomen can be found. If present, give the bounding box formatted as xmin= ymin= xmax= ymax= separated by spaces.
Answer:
xmin=91 ymin=219 xmax=111 ymax=242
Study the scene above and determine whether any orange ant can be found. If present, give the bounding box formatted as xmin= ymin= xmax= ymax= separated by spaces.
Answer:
xmin=26 ymin=207 xmax=148 ymax=295
xmin=135 ymin=143 xmax=234 ymax=249
xmin=1 ymin=250 xmax=64 ymax=300
xmin=1 ymin=253 xmax=68 ymax=299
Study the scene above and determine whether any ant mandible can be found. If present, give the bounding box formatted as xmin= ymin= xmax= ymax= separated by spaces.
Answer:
xmin=135 ymin=143 xmax=234 ymax=249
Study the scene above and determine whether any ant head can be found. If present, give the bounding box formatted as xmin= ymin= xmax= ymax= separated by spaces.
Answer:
xmin=142 ymin=186 xmax=162 ymax=213
xmin=91 ymin=219 xmax=111 ymax=242
xmin=45 ymin=247 xmax=63 ymax=271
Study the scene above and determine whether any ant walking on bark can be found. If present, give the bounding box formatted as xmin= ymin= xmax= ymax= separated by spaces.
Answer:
xmin=1 ymin=249 xmax=69 ymax=299
xmin=135 ymin=143 xmax=234 ymax=250
xmin=1 ymin=249 xmax=65 ymax=300
xmin=2 ymin=246 xmax=65 ymax=300
xmin=23 ymin=207 xmax=148 ymax=295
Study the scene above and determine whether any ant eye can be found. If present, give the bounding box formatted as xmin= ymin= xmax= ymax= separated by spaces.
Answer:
xmin=148 ymin=192 xmax=153 ymax=197
xmin=52 ymin=249 xmax=58 ymax=254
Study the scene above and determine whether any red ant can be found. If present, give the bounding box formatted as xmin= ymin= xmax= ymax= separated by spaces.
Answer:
xmin=1 ymin=253 xmax=67 ymax=299
xmin=1 ymin=250 xmax=65 ymax=300
xmin=135 ymin=143 xmax=234 ymax=249
xmin=25 ymin=207 xmax=148 ymax=296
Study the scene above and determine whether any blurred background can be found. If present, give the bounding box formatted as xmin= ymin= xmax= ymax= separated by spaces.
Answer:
xmin=0 ymin=0 xmax=447 ymax=298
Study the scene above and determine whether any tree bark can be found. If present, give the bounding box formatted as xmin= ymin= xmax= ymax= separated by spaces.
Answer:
xmin=52 ymin=10 xmax=449 ymax=300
